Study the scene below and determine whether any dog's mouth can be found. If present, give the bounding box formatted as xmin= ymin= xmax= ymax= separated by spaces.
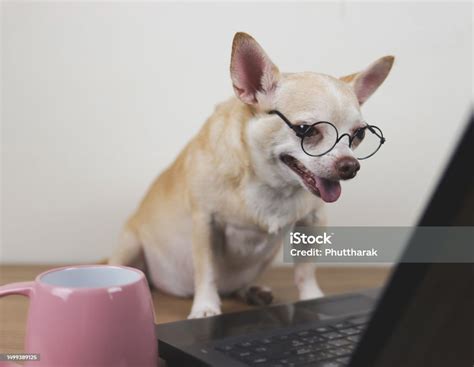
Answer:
xmin=280 ymin=154 xmax=342 ymax=203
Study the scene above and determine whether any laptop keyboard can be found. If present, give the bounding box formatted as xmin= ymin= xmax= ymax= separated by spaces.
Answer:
xmin=215 ymin=313 xmax=370 ymax=367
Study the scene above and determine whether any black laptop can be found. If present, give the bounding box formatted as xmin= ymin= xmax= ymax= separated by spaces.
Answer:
xmin=155 ymin=114 xmax=474 ymax=367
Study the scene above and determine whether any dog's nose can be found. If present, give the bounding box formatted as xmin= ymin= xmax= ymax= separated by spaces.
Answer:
xmin=336 ymin=157 xmax=360 ymax=180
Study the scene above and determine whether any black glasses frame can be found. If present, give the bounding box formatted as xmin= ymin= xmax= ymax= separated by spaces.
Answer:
xmin=269 ymin=110 xmax=386 ymax=160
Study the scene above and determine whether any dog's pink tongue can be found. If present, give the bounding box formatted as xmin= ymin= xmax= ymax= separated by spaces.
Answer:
xmin=315 ymin=177 xmax=341 ymax=203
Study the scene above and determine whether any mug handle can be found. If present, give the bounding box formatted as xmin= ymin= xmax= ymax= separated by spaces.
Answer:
xmin=0 ymin=282 xmax=34 ymax=297
xmin=0 ymin=282 xmax=35 ymax=367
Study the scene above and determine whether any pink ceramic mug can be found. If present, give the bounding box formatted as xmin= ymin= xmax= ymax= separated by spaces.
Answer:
xmin=0 ymin=265 xmax=158 ymax=367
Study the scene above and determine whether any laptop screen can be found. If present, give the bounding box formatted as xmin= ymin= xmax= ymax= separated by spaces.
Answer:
xmin=350 ymin=114 xmax=473 ymax=367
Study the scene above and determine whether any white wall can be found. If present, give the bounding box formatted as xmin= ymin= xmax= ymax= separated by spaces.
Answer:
xmin=1 ymin=2 xmax=472 ymax=263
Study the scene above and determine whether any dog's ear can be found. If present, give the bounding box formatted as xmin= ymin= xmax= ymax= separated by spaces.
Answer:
xmin=230 ymin=32 xmax=280 ymax=105
xmin=341 ymin=56 xmax=394 ymax=105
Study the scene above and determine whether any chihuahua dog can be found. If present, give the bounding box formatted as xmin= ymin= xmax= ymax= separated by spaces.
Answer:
xmin=109 ymin=32 xmax=394 ymax=318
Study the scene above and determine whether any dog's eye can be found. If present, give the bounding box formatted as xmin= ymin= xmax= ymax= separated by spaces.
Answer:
xmin=296 ymin=125 xmax=317 ymax=137
xmin=354 ymin=128 xmax=366 ymax=141
xmin=295 ymin=125 xmax=308 ymax=135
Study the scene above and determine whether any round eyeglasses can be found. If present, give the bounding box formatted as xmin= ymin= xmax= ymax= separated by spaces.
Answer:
xmin=269 ymin=110 xmax=386 ymax=160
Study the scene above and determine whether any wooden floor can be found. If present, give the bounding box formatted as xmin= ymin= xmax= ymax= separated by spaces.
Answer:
xmin=0 ymin=265 xmax=391 ymax=354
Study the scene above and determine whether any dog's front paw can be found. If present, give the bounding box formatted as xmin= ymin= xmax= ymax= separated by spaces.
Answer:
xmin=188 ymin=302 xmax=222 ymax=319
xmin=299 ymin=285 xmax=324 ymax=301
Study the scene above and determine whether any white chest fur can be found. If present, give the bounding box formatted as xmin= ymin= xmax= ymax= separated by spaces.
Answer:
xmin=212 ymin=181 xmax=317 ymax=271
xmin=244 ymin=179 xmax=319 ymax=233
xmin=212 ymin=221 xmax=290 ymax=293
xmin=222 ymin=222 xmax=289 ymax=261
